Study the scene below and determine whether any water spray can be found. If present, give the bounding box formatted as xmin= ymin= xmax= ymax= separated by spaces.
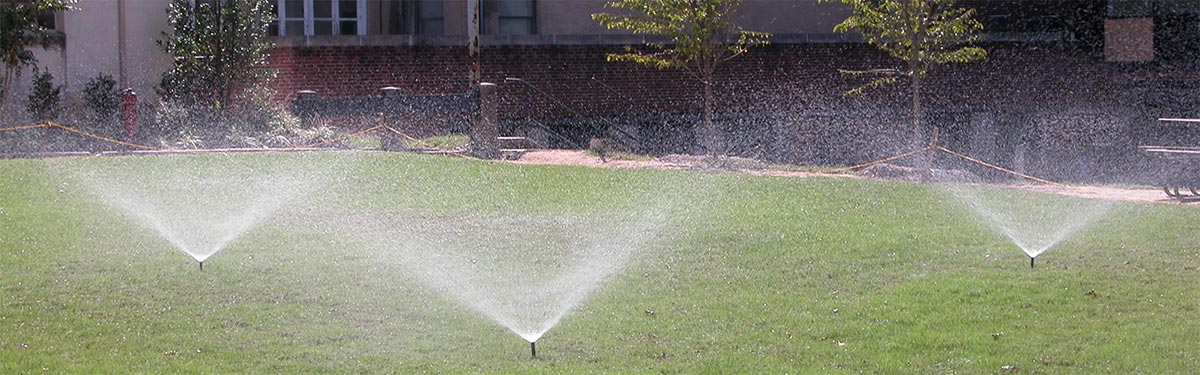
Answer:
xmin=530 ymin=341 xmax=537 ymax=358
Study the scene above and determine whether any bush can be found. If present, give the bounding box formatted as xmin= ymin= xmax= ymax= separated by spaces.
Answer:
xmin=26 ymin=68 xmax=60 ymax=120
xmin=83 ymin=74 xmax=120 ymax=123
xmin=152 ymin=92 xmax=337 ymax=149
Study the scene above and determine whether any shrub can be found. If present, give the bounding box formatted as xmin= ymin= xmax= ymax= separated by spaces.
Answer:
xmin=83 ymin=73 xmax=120 ymax=123
xmin=26 ymin=68 xmax=60 ymax=120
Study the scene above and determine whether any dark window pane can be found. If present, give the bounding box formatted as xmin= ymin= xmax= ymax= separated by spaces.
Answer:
xmin=269 ymin=20 xmax=280 ymax=36
xmin=339 ymin=20 xmax=357 ymax=35
xmin=419 ymin=0 xmax=442 ymax=18
xmin=314 ymin=0 xmax=333 ymax=18
xmin=314 ymin=20 xmax=334 ymax=34
xmin=284 ymin=0 xmax=304 ymax=18
xmin=35 ymin=10 xmax=55 ymax=29
xmin=420 ymin=19 xmax=444 ymax=35
xmin=284 ymin=20 xmax=305 ymax=35
xmin=1107 ymin=0 xmax=1153 ymax=18
xmin=497 ymin=0 xmax=532 ymax=16
xmin=385 ymin=0 xmax=404 ymax=34
xmin=499 ymin=18 xmax=533 ymax=35
xmin=339 ymin=0 xmax=357 ymax=18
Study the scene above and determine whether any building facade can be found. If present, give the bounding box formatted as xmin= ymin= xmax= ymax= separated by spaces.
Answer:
xmin=12 ymin=0 xmax=1200 ymax=182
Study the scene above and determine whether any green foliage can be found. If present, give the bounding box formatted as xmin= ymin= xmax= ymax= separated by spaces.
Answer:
xmin=156 ymin=0 xmax=275 ymax=109
xmin=152 ymin=93 xmax=323 ymax=149
xmin=25 ymin=68 xmax=59 ymax=120
xmin=593 ymin=0 xmax=769 ymax=159
xmin=0 ymin=0 xmax=73 ymax=110
xmin=83 ymin=73 xmax=120 ymax=122
xmin=149 ymin=0 xmax=319 ymax=149
xmin=593 ymin=0 xmax=769 ymax=73
xmin=821 ymin=0 xmax=987 ymax=96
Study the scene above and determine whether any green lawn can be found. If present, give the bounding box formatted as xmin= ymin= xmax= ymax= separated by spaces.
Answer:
xmin=0 ymin=151 xmax=1196 ymax=374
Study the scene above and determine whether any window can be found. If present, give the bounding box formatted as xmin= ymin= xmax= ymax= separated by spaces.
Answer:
xmin=417 ymin=0 xmax=444 ymax=34
xmin=497 ymin=0 xmax=535 ymax=35
xmin=270 ymin=0 xmax=365 ymax=36
xmin=35 ymin=10 xmax=56 ymax=31
xmin=1107 ymin=0 xmax=1154 ymax=18
xmin=380 ymin=0 xmax=444 ymax=35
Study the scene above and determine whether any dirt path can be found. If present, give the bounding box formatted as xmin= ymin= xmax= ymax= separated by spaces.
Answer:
xmin=511 ymin=149 xmax=1179 ymax=204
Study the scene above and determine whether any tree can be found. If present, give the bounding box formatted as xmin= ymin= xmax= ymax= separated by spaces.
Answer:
xmin=0 ymin=0 xmax=73 ymax=112
xmin=156 ymin=0 xmax=275 ymax=109
xmin=593 ymin=0 xmax=769 ymax=161
xmin=821 ymin=0 xmax=986 ymax=145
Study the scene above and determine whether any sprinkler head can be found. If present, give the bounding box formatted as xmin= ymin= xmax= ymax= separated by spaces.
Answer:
xmin=199 ymin=261 xmax=204 ymax=271
xmin=530 ymin=341 xmax=537 ymax=358
xmin=1030 ymin=256 xmax=1035 ymax=269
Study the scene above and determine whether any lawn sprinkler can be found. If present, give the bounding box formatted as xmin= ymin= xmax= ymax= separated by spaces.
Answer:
xmin=531 ymin=341 xmax=537 ymax=358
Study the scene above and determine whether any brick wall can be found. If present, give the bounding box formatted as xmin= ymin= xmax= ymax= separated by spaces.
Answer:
xmin=266 ymin=42 xmax=1196 ymax=183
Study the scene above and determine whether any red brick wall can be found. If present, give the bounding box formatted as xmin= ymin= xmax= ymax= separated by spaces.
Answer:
xmin=264 ymin=42 xmax=1186 ymax=182
xmin=266 ymin=43 xmax=1132 ymax=119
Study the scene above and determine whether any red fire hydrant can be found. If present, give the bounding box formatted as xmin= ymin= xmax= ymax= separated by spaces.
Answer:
xmin=121 ymin=88 xmax=138 ymax=142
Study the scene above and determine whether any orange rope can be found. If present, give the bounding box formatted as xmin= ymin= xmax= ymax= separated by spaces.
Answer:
xmin=46 ymin=121 xmax=161 ymax=150
xmin=379 ymin=124 xmax=480 ymax=160
xmin=293 ymin=124 xmax=385 ymax=149
xmin=934 ymin=145 xmax=1064 ymax=186
xmin=0 ymin=122 xmax=51 ymax=132
xmin=819 ymin=146 xmax=933 ymax=174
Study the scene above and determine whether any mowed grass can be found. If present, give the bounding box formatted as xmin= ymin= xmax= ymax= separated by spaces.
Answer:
xmin=0 ymin=151 xmax=1197 ymax=374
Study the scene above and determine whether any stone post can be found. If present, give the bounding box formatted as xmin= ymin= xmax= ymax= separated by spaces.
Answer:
xmin=292 ymin=90 xmax=319 ymax=130
xmin=470 ymin=82 xmax=499 ymax=159
xmin=379 ymin=87 xmax=403 ymax=151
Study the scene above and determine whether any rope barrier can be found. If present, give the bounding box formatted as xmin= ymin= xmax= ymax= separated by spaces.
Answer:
xmin=934 ymin=145 xmax=1065 ymax=187
xmin=819 ymin=146 xmax=933 ymax=174
xmin=0 ymin=120 xmax=1067 ymax=187
xmin=46 ymin=121 xmax=162 ymax=150
xmin=0 ymin=122 xmax=51 ymax=132
xmin=379 ymin=124 xmax=480 ymax=160
xmin=293 ymin=124 xmax=386 ymax=149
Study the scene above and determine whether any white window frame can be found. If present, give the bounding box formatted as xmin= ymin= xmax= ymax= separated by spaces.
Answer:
xmin=276 ymin=0 xmax=367 ymax=36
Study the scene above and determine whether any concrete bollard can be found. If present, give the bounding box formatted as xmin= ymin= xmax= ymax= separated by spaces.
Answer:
xmin=379 ymin=87 xmax=404 ymax=151
xmin=470 ymin=82 xmax=500 ymax=159
xmin=292 ymin=90 xmax=319 ymax=130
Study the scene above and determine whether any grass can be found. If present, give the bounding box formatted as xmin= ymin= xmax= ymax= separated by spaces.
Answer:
xmin=405 ymin=134 xmax=469 ymax=150
xmin=0 ymin=151 xmax=1197 ymax=373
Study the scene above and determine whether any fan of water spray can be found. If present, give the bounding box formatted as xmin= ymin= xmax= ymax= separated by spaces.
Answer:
xmin=937 ymin=177 xmax=1112 ymax=267
xmin=335 ymin=186 xmax=692 ymax=356
xmin=55 ymin=154 xmax=338 ymax=268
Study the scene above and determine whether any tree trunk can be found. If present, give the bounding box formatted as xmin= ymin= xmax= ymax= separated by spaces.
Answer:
xmin=913 ymin=73 xmax=932 ymax=180
xmin=912 ymin=2 xmax=930 ymax=180
xmin=912 ymin=73 xmax=922 ymax=144
xmin=0 ymin=68 xmax=13 ymax=115
xmin=704 ymin=76 xmax=715 ymax=163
